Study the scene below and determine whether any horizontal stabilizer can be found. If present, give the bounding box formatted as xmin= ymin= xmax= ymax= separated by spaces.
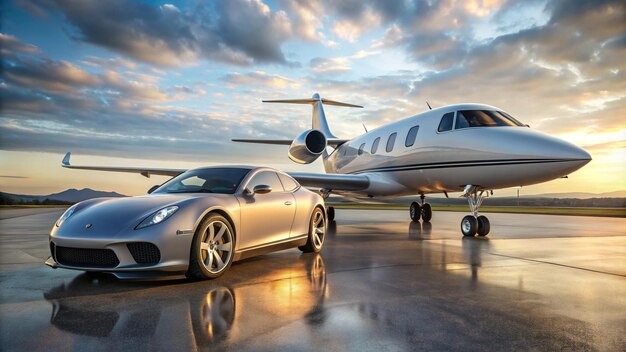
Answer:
xmin=263 ymin=98 xmax=363 ymax=108
xmin=232 ymin=138 xmax=349 ymax=147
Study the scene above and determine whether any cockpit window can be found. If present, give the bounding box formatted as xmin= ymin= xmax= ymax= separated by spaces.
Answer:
xmin=438 ymin=112 xmax=454 ymax=132
xmin=455 ymin=110 xmax=525 ymax=128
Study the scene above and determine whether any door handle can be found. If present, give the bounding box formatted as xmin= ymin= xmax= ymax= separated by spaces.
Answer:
xmin=284 ymin=201 xmax=293 ymax=206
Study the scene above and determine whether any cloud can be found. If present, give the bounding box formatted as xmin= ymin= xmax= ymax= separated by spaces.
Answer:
xmin=28 ymin=0 xmax=295 ymax=67
xmin=309 ymin=50 xmax=380 ymax=74
xmin=0 ymin=33 xmax=40 ymax=55
xmin=4 ymin=57 xmax=100 ymax=93
xmin=221 ymin=71 xmax=302 ymax=89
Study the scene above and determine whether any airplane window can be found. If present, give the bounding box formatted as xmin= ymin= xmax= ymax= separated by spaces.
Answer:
xmin=371 ymin=137 xmax=380 ymax=154
xmin=438 ymin=113 xmax=454 ymax=132
xmin=456 ymin=110 xmax=522 ymax=128
xmin=405 ymin=125 xmax=419 ymax=147
xmin=386 ymin=132 xmax=397 ymax=152
xmin=246 ymin=171 xmax=284 ymax=192
xmin=278 ymin=173 xmax=299 ymax=192
xmin=358 ymin=143 xmax=366 ymax=155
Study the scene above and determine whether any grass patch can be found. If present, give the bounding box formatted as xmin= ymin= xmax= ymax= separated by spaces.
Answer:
xmin=329 ymin=203 xmax=626 ymax=217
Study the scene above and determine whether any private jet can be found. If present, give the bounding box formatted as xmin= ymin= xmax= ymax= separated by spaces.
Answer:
xmin=61 ymin=93 xmax=591 ymax=237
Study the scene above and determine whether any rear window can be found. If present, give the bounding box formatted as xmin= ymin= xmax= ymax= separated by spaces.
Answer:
xmin=456 ymin=110 xmax=524 ymax=128
xmin=278 ymin=173 xmax=299 ymax=192
xmin=438 ymin=113 xmax=454 ymax=132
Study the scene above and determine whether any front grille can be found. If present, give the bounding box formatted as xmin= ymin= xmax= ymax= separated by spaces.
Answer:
xmin=127 ymin=242 xmax=161 ymax=264
xmin=55 ymin=246 xmax=119 ymax=268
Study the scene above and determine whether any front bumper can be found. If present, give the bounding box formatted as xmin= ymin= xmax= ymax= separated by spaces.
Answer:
xmin=48 ymin=222 xmax=194 ymax=278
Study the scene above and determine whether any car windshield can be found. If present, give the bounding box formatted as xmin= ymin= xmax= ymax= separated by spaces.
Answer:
xmin=154 ymin=168 xmax=251 ymax=194
xmin=456 ymin=110 xmax=525 ymax=128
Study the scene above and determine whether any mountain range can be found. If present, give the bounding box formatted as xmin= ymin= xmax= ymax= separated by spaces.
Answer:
xmin=1 ymin=188 xmax=127 ymax=203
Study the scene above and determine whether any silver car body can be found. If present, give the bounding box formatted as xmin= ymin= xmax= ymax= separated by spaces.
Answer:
xmin=46 ymin=167 xmax=324 ymax=278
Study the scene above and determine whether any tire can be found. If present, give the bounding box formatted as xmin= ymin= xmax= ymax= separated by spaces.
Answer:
xmin=421 ymin=203 xmax=432 ymax=222
xmin=477 ymin=215 xmax=490 ymax=236
xmin=461 ymin=215 xmax=478 ymax=237
xmin=410 ymin=202 xmax=421 ymax=222
xmin=187 ymin=213 xmax=235 ymax=280
xmin=327 ymin=206 xmax=335 ymax=221
xmin=299 ymin=207 xmax=326 ymax=253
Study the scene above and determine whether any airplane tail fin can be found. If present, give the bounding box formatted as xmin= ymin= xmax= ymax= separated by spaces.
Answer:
xmin=263 ymin=93 xmax=363 ymax=138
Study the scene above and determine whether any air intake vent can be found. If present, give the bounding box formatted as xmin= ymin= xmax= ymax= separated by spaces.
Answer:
xmin=50 ymin=242 xmax=56 ymax=261
xmin=127 ymin=242 xmax=161 ymax=264
xmin=56 ymin=246 xmax=119 ymax=268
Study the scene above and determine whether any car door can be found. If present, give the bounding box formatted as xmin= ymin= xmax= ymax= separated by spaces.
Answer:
xmin=236 ymin=171 xmax=296 ymax=250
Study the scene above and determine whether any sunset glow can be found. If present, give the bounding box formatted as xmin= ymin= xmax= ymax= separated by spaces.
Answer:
xmin=1 ymin=0 xmax=624 ymax=196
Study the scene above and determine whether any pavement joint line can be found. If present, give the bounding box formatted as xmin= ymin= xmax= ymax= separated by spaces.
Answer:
xmin=487 ymin=252 xmax=626 ymax=278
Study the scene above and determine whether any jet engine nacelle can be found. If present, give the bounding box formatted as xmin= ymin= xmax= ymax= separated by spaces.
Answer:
xmin=288 ymin=129 xmax=327 ymax=164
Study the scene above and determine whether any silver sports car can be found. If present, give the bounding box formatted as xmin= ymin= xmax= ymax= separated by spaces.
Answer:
xmin=46 ymin=166 xmax=327 ymax=279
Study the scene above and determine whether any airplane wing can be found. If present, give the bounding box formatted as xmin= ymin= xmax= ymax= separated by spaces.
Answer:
xmin=60 ymin=152 xmax=370 ymax=191
xmin=61 ymin=153 xmax=186 ymax=178
xmin=288 ymin=172 xmax=370 ymax=191
xmin=232 ymin=138 xmax=349 ymax=147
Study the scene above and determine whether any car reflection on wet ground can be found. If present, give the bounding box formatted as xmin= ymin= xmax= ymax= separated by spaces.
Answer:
xmin=0 ymin=208 xmax=624 ymax=351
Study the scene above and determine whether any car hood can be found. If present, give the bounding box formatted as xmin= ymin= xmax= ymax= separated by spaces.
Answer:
xmin=58 ymin=194 xmax=203 ymax=236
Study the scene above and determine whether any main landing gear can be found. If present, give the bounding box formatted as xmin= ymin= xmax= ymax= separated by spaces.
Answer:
xmin=461 ymin=185 xmax=491 ymax=237
xmin=410 ymin=194 xmax=432 ymax=223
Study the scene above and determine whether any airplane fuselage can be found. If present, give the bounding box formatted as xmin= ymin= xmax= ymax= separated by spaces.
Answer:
xmin=324 ymin=103 xmax=591 ymax=197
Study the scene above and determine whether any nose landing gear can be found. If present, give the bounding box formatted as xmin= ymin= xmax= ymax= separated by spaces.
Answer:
xmin=461 ymin=186 xmax=491 ymax=237
xmin=410 ymin=194 xmax=432 ymax=223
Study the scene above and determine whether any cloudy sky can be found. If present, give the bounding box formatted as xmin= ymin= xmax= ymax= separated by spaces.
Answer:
xmin=1 ymin=0 xmax=624 ymax=196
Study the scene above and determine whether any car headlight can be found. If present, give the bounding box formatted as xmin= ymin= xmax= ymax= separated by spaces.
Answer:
xmin=56 ymin=204 xmax=78 ymax=227
xmin=135 ymin=206 xmax=179 ymax=230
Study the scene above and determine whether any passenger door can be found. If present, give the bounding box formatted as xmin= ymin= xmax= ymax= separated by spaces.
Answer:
xmin=237 ymin=171 xmax=296 ymax=250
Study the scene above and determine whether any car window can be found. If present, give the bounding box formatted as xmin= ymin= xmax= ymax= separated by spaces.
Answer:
xmin=278 ymin=173 xmax=299 ymax=192
xmin=181 ymin=176 xmax=205 ymax=187
xmin=386 ymin=132 xmax=397 ymax=152
xmin=371 ymin=137 xmax=381 ymax=154
xmin=246 ymin=171 xmax=284 ymax=192
xmin=154 ymin=168 xmax=250 ymax=194
xmin=358 ymin=143 xmax=366 ymax=155
xmin=438 ymin=113 xmax=454 ymax=132
xmin=405 ymin=125 xmax=419 ymax=147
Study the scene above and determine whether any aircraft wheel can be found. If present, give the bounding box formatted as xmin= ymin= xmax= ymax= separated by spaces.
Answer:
xmin=410 ymin=202 xmax=421 ymax=222
xmin=477 ymin=215 xmax=490 ymax=236
xmin=421 ymin=203 xmax=432 ymax=222
xmin=461 ymin=215 xmax=478 ymax=237
xmin=327 ymin=206 xmax=335 ymax=221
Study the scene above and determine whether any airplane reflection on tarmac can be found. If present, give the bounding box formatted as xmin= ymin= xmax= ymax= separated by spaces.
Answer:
xmin=44 ymin=254 xmax=327 ymax=349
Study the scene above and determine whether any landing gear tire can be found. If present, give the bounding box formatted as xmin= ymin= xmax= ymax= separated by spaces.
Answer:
xmin=327 ymin=206 xmax=335 ymax=222
xmin=477 ymin=215 xmax=490 ymax=236
xmin=461 ymin=215 xmax=478 ymax=237
xmin=410 ymin=202 xmax=421 ymax=222
xmin=421 ymin=203 xmax=432 ymax=222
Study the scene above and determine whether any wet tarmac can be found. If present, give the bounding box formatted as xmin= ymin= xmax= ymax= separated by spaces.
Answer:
xmin=0 ymin=208 xmax=624 ymax=351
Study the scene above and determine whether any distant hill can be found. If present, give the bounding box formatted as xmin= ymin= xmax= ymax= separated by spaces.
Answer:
xmin=0 ymin=188 xmax=127 ymax=205
xmin=526 ymin=191 xmax=626 ymax=199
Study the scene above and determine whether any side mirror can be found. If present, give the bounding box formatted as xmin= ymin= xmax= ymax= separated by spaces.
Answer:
xmin=252 ymin=184 xmax=272 ymax=195
xmin=147 ymin=185 xmax=160 ymax=194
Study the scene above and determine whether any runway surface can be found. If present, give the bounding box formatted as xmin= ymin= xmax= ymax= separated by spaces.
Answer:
xmin=0 ymin=208 xmax=624 ymax=351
